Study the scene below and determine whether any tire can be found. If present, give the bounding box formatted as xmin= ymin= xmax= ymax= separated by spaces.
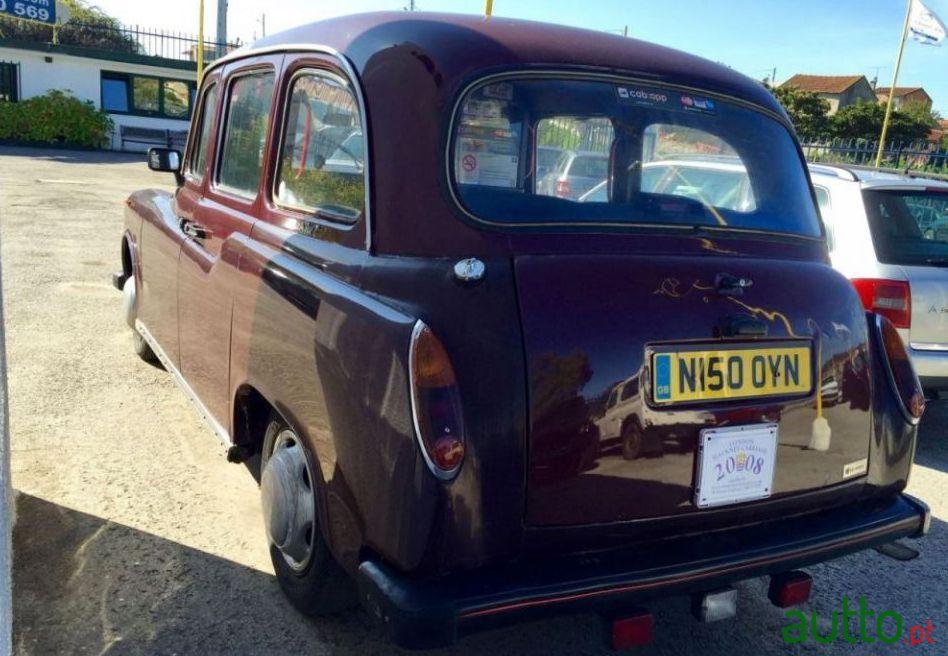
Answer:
xmin=260 ymin=414 xmax=355 ymax=616
xmin=122 ymin=275 xmax=159 ymax=364
xmin=620 ymin=419 xmax=644 ymax=460
xmin=132 ymin=329 xmax=159 ymax=364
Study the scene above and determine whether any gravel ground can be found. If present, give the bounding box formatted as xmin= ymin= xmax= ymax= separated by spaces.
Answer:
xmin=1 ymin=146 xmax=945 ymax=656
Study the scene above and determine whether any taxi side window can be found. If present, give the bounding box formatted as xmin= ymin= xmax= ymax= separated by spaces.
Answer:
xmin=274 ymin=70 xmax=365 ymax=223
xmin=188 ymin=83 xmax=218 ymax=180
xmin=217 ymin=70 xmax=275 ymax=197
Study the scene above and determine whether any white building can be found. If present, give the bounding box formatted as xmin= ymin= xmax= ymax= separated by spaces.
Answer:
xmin=0 ymin=29 xmax=231 ymax=152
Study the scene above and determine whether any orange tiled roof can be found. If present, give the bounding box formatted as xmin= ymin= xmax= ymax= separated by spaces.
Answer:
xmin=781 ymin=74 xmax=866 ymax=94
xmin=875 ymin=87 xmax=925 ymax=97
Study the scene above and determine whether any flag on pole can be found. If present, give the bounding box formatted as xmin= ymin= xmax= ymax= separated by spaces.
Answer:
xmin=909 ymin=0 xmax=946 ymax=45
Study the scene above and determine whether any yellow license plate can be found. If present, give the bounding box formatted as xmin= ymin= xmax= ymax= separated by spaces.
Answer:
xmin=652 ymin=344 xmax=812 ymax=405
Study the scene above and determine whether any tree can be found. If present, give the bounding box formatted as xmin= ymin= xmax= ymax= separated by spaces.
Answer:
xmin=830 ymin=101 xmax=933 ymax=144
xmin=767 ymin=85 xmax=831 ymax=141
xmin=900 ymin=101 xmax=939 ymax=134
xmin=0 ymin=0 xmax=139 ymax=54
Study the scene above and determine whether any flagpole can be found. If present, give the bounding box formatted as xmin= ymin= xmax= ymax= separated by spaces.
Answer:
xmin=197 ymin=0 xmax=206 ymax=83
xmin=484 ymin=0 xmax=493 ymax=17
xmin=875 ymin=0 xmax=914 ymax=167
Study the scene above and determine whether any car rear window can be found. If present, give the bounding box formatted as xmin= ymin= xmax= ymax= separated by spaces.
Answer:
xmin=863 ymin=188 xmax=948 ymax=266
xmin=450 ymin=77 xmax=821 ymax=237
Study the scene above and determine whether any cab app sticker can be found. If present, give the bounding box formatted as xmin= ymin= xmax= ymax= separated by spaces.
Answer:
xmin=614 ymin=86 xmax=718 ymax=116
xmin=616 ymin=86 xmax=670 ymax=107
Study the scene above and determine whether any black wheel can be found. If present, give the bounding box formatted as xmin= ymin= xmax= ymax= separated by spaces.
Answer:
xmin=620 ymin=420 xmax=643 ymax=460
xmin=260 ymin=414 xmax=355 ymax=615
xmin=132 ymin=329 xmax=159 ymax=364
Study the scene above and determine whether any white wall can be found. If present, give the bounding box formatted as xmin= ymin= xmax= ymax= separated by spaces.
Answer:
xmin=0 ymin=229 xmax=11 ymax=656
xmin=0 ymin=46 xmax=195 ymax=152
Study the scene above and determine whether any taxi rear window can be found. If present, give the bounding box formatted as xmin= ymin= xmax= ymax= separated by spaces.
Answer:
xmin=450 ymin=77 xmax=821 ymax=237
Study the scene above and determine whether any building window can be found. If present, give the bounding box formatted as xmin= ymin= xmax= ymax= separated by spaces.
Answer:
xmin=132 ymin=77 xmax=159 ymax=113
xmin=0 ymin=62 xmax=19 ymax=102
xmin=164 ymin=80 xmax=190 ymax=118
xmin=101 ymin=74 xmax=128 ymax=112
xmin=100 ymin=71 xmax=196 ymax=119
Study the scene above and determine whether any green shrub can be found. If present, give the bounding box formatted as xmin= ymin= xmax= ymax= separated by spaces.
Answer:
xmin=0 ymin=90 xmax=113 ymax=148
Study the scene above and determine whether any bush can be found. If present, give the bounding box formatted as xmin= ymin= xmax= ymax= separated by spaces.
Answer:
xmin=0 ymin=90 xmax=113 ymax=148
xmin=830 ymin=101 xmax=933 ymax=144
xmin=768 ymin=85 xmax=831 ymax=141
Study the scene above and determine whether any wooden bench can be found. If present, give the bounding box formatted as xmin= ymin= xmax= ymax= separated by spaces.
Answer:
xmin=119 ymin=126 xmax=189 ymax=151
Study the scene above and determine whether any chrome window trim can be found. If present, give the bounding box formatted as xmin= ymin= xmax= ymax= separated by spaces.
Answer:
xmin=444 ymin=69 xmax=820 ymax=238
xmin=184 ymin=79 xmax=219 ymax=183
xmin=271 ymin=67 xmax=366 ymax=227
xmin=205 ymin=44 xmax=373 ymax=252
xmin=212 ymin=66 xmax=277 ymax=203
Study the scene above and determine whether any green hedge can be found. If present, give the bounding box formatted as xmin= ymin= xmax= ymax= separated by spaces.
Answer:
xmin=0 ymin=90 xmax=113 ymax=148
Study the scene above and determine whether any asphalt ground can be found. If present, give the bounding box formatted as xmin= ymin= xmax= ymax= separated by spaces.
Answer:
xmin=1 ymin=146 xmax=945 ymax=655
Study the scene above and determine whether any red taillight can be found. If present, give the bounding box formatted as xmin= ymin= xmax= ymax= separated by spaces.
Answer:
xmin=768 ymin=571 xmax=813 ymax=608
xmin=409 ymin=321 xmax=465 ymax=479
xmin=554 ymin=179 xmax=572 ymax=198
xmin=851 ymin=278 xmax=911 ymax=329
xmin=875 ymin=313 xmax=926 ymax=422
xmin=610 ymin=611 xmax=653 ymax=649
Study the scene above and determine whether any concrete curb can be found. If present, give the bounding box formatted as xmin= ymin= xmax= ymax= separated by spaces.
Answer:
xmin=0 ymin=228 xmax=11 ymax=655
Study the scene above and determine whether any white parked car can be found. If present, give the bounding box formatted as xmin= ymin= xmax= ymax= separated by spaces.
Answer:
xmin=578 ymin=157 xmax=756 ymax=212
xmin=809 ymin=164 xmax=948 ymax=395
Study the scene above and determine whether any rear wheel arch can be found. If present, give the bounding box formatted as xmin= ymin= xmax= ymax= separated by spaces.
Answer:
xmin=121 ymin=234 xmax=134 ymax=277
xmin=231 ymin=385 xmax=330 ymax=493
xmin=232 ymin=384 xmax=278 ymax=467
xmin=621 ymin=414 xmax=643 ymax=434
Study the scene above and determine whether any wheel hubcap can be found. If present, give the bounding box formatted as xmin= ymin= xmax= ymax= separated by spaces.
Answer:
xmin=261 ymin=430 xmax=316 ymax=572
xmin=121 ymin=276 xmax=137 ymax=329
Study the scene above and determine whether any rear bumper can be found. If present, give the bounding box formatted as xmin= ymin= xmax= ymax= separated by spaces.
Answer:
xmin=357 ymin=494 xmax=929 ymax=649
xmin=909 ymin=346 xmax=948 ymax=390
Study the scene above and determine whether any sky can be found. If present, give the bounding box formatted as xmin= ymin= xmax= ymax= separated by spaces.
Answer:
xmin=89 ymin=0 xmax=948 ymax=113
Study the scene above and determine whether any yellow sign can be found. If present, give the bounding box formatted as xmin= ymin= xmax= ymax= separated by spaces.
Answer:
xmin=652 ymin=344 xmax=812 ymax=405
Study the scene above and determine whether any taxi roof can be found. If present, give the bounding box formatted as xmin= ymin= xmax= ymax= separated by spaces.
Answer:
xmin=218 ymin=11 xmax=785 ymax=117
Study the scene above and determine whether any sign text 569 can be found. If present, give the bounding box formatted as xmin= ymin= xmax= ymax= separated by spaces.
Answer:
xmin=0 ymin=0 xmax=55 ymax=25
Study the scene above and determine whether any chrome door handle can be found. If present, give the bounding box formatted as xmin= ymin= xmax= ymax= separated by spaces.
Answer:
xmin=181 ymin=220 xmax=210 ymax=240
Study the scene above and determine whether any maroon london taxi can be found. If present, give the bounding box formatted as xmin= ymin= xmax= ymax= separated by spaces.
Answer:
xmin=117 ymin=12 xmax=930 ymax=649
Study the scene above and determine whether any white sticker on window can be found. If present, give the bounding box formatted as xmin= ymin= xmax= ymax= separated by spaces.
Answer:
xmin=456 ymin=142 xmax=519 ymax=188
